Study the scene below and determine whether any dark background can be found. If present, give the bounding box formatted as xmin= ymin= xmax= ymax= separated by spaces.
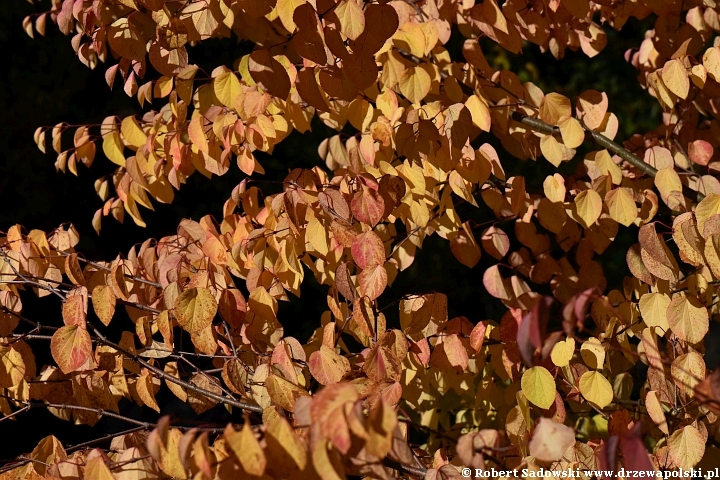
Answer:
xmin=0 ymin=0 xmax=671 ymax=463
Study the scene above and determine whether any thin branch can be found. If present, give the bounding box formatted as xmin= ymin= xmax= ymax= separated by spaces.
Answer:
xmin=90 ymin=325 xmax=264 ymax=414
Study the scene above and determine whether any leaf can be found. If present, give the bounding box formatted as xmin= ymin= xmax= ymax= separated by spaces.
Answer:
xmin=92 ymin=285 xmax=116 ymax=327
xmin=550 ymin=337 xmax=574 ymax=367
xmin=558 ymin=117 xmax=584 ymax=149
xmin=666 ymin=292 xmax=708 ymax=344
xmin=638 ymin=292 xmax=670 ymax=331
xmin=619 ymin=422 xmax=655 ymax=473
xmin=668 ymin=425 xmax=705 ymax=469
xmin=580 ymin=338 xmax=605 ymax=370
xmin=538 ymin=93 xmax=572 ymax=125
xmin=248 ymin=50 xmax=291 ymax=100
xmin=214 ymin=71 xmax=242 ymax=108
xmin=174 ymin=287 xmax=217 ymax=333
xmin=654 ymin=167 xmax=683 ymax=204
xmin=397 ymin=66 xmax=431 ymax=104
xmin=465 ymin=94 xmax=491 ymax=132
xmin=62 ymin=293 xmax=86 ymax=327
xmin=576 ymin=90 xmax=608 ymax=130
xmin=517 ymin=296 xmax=551 ymax=366
xmin=661 ymin=59 xmax=690 ymax=99
xmin=351 ymin=231 xmax=385 ymax=269
xmin=107 ymin=18 xmax=145 ymax=62
xmin=578 ymin=371 xmax=613 ymax=408
xmin=688 ymin=139 xmax=714 ymax=166
xmin=188 ymin=374 xmax=222 ymax=414
xmin=529 ymin=417 xmax=575 ymax=462
xmin=521 ymin=366 xmax=556 ymax=409
xmin=266 ymin=373 xmax=310 ymax=411
xmin=449 ymin=222 xmax=481 ymax=268
xmin=671 ymin=351 xmax=705 ymax=397
xmin=102 ymin=132 xmax=126 ymax=167
xmin=574 ymin=189 xmax=602 ymax=228
xmin=147 ymin=420 xmax=187 ymax=479
xmin=265 ymin=416 xmax=308 ymax=472
xmin=308 ymin=345 xmax=350 ymax=385
xmin=351 ymin=185 xmax=385 ymax=227
xmin=605 ymin=188 xmax=637 ymax=227
xmin=84 ymin=457 xmax=116 ymax=480
xmin=357 ymin=264 xmax=387 ymax=300
xmin=543 ymin=174 xmax=566 ymax=203
xmin=188 ymin=112 xmax=209 ymax=154
xmin=226 ymin=423 xmax=266 ymax=477
xmin=50 ymin=325 xmax=92 ymax=374
xmin=335 ymin=0 xmax=365 ymax=41
xmin=697 ymin=195 xmax=720 ymax=238
xmin=645 ymin=390 xmax=668 ymax=434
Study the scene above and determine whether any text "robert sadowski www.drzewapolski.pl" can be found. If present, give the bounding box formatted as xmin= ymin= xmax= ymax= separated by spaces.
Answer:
xmin=461 ymin=468 xmax=711 ymax=478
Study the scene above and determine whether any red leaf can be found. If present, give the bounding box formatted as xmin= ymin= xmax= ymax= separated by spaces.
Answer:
xmin=688 ymin=139 xmax=714 ymax=166
xmin=351 ymin=231 xmax=385 ymax=269
xmin=517 ymin=296 xmax=552 ymax=366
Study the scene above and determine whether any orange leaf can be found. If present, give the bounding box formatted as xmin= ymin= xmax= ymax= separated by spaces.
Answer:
xmin=50 ymin=325 xmax=92 ymax=374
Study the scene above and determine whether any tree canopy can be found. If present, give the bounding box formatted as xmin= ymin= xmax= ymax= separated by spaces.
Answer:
xmin=2 ymin=0 xmax=720 ymax=478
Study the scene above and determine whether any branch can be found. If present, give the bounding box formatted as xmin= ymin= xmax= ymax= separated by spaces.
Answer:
xmin=382 ymin=458 xmax=427 ymax=478
xmin=510 ymin=111 xmax=704 ymax=202
xmin=90 ymin=326 xmax=264 ymax=414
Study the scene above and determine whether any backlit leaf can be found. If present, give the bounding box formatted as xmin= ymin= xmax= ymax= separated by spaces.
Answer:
xmin=521 ymin=366 xmax=556 ymax=409
xmin=174 ymin=287 xmax=218 ymax=333
xmin=579 ymin=371 xmax=613 ymax=408
xmin=50 ymin=325 xmax=92 ymax=374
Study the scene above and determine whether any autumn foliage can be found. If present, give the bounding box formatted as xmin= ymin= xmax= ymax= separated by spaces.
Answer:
xmin=5 ymin=0 xmax=720 ymax=478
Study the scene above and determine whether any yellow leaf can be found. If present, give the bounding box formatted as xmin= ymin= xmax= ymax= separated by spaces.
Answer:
xmin=214 ymin=71 xmax=242 ymax=108
xmin=306 ymin=216 xmax=329 ymax=256
xmin=558 ymin=117 xmax=584 ymax=149
xmin=226 ymin=423 xmax=267 ymax=477
xmin=91 ymin=285 xmax=116 ymax=327
xmin=654 ymin=167 xmax=683 ymax=204
xmin=578 ymin=371 xmax=613 ymax=408
xmin=639 ymin=292 xmax=671 ymax=331
xmin=266 ymin=416 xmax=308 ymax=471
xmin=84 ymin=457 xmax=116 ymax=480
xmin=538 ymin=92 xmax=571 ymax=125
xmin=188 ymin=112 xmax=208 ymax=154
xmin=668 ymin=425 xmax=705 ymax=469
xmin=308 ymin=345 xmax=350 ymax=385
xmin=550 ymin=337 xmax=574 ymax=367
xmin=666 ymin=292 xmax=708 ymax=344
xmin=605 ymin=188 xmax=637 ymax=227
xmin=573 ymin=189 xmax=602 ymax=228
xmin=645 ymin=390 xmax=668 ymax=434
xmin=543 ymin=174 xmax=566 ymax=203
xmin=335 ymin=0 xmax=365 ymax=41
xmin=102 ymin=131 xmax=126 ymax=167
xmin=465 ymin=94 xmax=491 ymax=132
xmin=397 ymin=66 xmax=431 ymax=105
xmin=174 ymin=287 xmax=218 ymax=333
xmin=661 ymin=59 xmax=690 ymax=99
xmin=703 ymin=46 xmax=720 ymax=82
xmin=695 ymin=193 xmax=720 ymax=236
xmin=277 ymin=0 xmax=307 ymax=32
xmin=580 ymin=337 xmax=605 ymax=370
xmin=593 ymin=149 xmax=621 ymax=185
xmin=121 ymin=116 xmax=147 ymax=149
xmin=540 ymin=134 xmax=574 ymax=167
xmin=392 ymin=22 xmax=425 ymax=58
xmin=521 ymin=366 xmax=555 ymax=409
xmin=671 ymin=351 xmax=705 ymax=398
